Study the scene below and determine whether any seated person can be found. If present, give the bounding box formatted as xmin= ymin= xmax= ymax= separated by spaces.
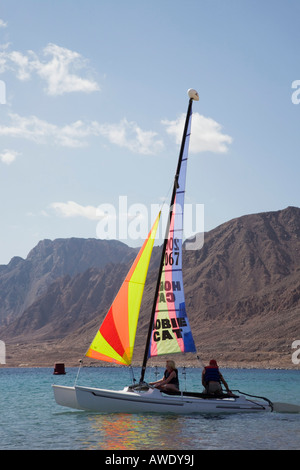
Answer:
xmin=149 ymin=360 xmax=179 ymax=391
xmin=202 ymin=359 xmax=232 ymax=395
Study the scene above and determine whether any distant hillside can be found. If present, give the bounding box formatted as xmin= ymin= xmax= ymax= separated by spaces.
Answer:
xmin=0 ymin=238 xmax=136 ymax=327
xmin=179 ymin=205 xmax=300 ymax=367
xmin=1 ymin=207 xmax=300 ymax=368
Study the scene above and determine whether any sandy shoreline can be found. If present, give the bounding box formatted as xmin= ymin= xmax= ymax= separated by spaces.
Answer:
xmin=1 ymin=352 xmax=297 ymax=370
xmin=1 ymin=335 xmax=298 ymax=370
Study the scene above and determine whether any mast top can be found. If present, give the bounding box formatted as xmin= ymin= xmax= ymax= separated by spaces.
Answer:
xmin=187 ymin=88 xmax=199 ymax=101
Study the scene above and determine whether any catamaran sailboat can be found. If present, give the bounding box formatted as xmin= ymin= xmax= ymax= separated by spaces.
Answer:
xmin=53 ymin=89 xmax=274 ymax=414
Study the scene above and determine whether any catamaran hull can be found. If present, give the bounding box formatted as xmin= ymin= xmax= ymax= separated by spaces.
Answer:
xmin=52 ymin=385 xmax=83 ymax=410
xmin=53 ymin=385 xmax=272 ymax=414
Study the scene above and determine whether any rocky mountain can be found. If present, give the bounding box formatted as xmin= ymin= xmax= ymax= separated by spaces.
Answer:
xmin=0 ymin=238 xmax=136 ymax=327
xmin=1 ymin=207 xmax=300 ymax=369
xmin=180 ymin=205 xmax=300 ymax=367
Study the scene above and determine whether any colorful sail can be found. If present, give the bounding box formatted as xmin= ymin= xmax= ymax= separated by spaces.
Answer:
xmin=148 ymin=101 xmax=196 ymax=358
xmin=86 ymin=212 xmax=160 ymax=366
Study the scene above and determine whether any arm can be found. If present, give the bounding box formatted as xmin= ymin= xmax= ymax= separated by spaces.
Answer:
xmin=150 ymin=371 xmax=176 ymax=388
xmin=149 ymin=376 xmax=164 ymax=386
xmin=219 ymin=373 xmax=231 ymax=393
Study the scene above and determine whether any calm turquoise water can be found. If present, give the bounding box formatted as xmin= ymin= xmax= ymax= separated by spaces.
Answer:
xmin=0 ymin=366 xmax=299 ymax=450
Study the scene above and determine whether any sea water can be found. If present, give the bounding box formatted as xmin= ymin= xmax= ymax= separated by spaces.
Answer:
xmin=0 ymin=366 xmax=299 ymax=450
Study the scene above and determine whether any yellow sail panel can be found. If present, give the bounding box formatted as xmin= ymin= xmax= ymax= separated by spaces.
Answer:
xmin=127 ymin=214 xmax=160 ymax=347
xmin=86 ymin=213 xmax=161 ymax=366
xmin=86 ymin=330 xmax=129 ymax=365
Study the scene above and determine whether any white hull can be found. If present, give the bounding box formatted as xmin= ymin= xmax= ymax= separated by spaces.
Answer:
xmin=52 ymin=385 xmax=83 ymax=410
xmin=53 ymin=384 xmax=272 ymax=414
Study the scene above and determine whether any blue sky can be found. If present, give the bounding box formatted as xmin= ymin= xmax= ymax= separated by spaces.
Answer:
xmin=0 ymin=0 xmax=299 ymax=264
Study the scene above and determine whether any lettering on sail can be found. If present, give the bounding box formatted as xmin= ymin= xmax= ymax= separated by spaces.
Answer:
xmin=158 ymin=280 xmax=181 ymax=303
xmin=164 ymin=237 xmax=180 ymax=268
xmin=153 ymin=316 xmax=187 ymax=342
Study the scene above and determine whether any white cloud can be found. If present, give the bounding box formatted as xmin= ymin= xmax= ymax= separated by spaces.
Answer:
xmin=162 ymin=112 xmax=232 ymax=154
xmin=96 ymin=118 xmax=164 ymax=155
xmin=0 ymin=113 xmax=164 ymax=153
xmin=0 ymin=113 xmax=99 ymax=147
xmin=8 ymin=50 xmax=31 ymax=80
xmin=1 ymin=43 xmax=99 ymax=95
xmin=0 ymin=19 xmax=7 ymax=28
xmin=33 ymin=43 xmax=99 ymax=95
xmin=0 ymin=149 xmax=20 ymax=164
xmin=50 ymin=201 xmax=100 ymax=220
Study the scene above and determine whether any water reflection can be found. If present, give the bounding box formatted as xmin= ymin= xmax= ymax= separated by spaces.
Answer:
xmin=84 ymin=413 xmax=202 ymax=450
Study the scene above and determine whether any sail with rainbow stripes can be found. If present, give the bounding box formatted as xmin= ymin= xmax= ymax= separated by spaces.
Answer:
xmin=86 ymin=212 xmax=160 ymax=366
xmin=148 ymin=99 xmax=196 ymax=359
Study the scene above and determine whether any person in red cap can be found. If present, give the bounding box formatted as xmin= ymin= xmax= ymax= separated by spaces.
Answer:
xmin=202 ymin=359 xmax=232 ymax=395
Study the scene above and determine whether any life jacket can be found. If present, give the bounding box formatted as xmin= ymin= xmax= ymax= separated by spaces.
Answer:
xmin=164 ymin=368 xmax=179 ymax=387
xmin=204 ymin=366 xmax=221 ymax=383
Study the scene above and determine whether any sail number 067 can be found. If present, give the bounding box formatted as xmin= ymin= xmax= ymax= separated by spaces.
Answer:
xmin=164 ymin=237 xmax=180 ymax=266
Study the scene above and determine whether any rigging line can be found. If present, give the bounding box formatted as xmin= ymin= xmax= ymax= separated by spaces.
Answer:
xmin=129 ymin=366 xmax=136 ymax=385
xmin=74 ymin=359 xmax=83 ymax=386
xmin=196 ymin=354 xmax=204 ymax=368
xmin=158 ymin=178 xmax=173 ymax=213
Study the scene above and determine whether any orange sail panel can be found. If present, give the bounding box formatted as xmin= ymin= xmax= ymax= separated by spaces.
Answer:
xmin=86 ymin=213 xmax=161 ymax=366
